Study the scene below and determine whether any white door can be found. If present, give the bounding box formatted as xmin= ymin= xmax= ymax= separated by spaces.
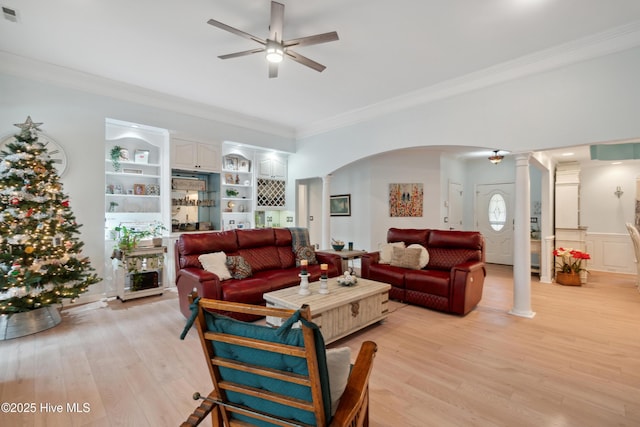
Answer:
xmin=476 ymin=183 xmax=514 ymax=265
xmin=448 ymin=182 xmax=463 ymax=230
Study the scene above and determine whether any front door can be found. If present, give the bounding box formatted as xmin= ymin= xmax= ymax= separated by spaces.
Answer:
xmin=476 ymin=183 xmax=514 ymax=265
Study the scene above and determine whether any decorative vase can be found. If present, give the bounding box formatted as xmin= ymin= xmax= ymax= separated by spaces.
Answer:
xmin=0 ymin=306 xmax=61 ymax=340
xmin=556 ymin=271 xmax=581 ymax=286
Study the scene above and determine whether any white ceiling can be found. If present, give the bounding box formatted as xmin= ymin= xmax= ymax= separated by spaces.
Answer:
xmin=2 ymin=0 xmax=640 ymax=149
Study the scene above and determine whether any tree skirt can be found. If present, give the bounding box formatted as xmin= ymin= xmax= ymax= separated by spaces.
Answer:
xmin=0 ymin=306 xmax=61 ymax=340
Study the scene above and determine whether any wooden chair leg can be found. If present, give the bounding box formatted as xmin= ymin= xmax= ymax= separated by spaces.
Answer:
xmin=180 ymin=391 xmax=219 ymax=427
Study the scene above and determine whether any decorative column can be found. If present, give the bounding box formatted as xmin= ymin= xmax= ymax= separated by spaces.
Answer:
xmin=322 ymin=174 xmax=331 ymax=250
xmin=509 ymin=153 xmax=536 ymax=318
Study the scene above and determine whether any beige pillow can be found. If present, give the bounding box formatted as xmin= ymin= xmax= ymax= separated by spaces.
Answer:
xmin=379 ymin=242 xmax=405 ymax=264
xmin=198 ymin=252 xmax=232 ymax=281
xmin=407 ymin=243 xmax=429 ymax=268
xmin=390 ymin=246 xmax=422 ymax=270
xmin=326 ymin=346 xmax=351 ymax=415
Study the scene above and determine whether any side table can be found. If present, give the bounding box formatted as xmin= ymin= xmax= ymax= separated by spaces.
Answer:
xmin=319 ymin=249 xmax=368 ymax=275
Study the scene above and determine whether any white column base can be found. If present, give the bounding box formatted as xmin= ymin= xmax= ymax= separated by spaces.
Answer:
xmin=508 ymin=308 xmax=536 ymax=319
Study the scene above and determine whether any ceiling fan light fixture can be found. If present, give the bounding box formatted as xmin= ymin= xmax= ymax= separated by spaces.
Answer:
xmin=265 ymin=41 xmax=284 ymax=63
xmin=488 ymin=150 xmax=504 ymax=164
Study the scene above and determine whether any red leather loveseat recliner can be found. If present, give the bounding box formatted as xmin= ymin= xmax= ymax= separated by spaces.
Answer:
xmin=175 ymin=228 xmax=342 ymax=320
xmin=361 ymin=228 xmax=486 ymax=315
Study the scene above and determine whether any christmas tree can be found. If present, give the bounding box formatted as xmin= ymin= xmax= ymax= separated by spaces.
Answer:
xmin=0 ymin=117 xmax=100 ymax=314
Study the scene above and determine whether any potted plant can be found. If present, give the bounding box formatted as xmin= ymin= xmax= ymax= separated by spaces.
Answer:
xmin=553 ymin=247 xmax=590 ymax=286
xmin=148 ymin=221 xmax=167 ymax=247
xmin=113 ymin=225 xmax=151 ymax=256
xmin=110 ymin=145 xmax=124 ymax=172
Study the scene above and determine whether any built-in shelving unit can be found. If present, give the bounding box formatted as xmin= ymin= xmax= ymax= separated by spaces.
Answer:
xmin=221 ymin=149 xmax=254 ymax=230
xmin=104 ymin=118 xmax=170 ymax=298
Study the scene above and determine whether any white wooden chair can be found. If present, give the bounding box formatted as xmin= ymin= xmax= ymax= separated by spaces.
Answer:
xmin=625 ymin=223 xmax=640 ymax=290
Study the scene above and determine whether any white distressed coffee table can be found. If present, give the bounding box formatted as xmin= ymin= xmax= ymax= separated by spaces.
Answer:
xmin=264 ymin=277 xmax=391 ymax=344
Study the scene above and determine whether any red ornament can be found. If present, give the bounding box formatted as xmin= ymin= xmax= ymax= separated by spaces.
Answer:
xmin=10 ymin=197 xmax=19 ymax=205
xmin=26 ymin=208 xmax=34 ymax=217
xmin=61 ymin=200 xmax=70 ymax=207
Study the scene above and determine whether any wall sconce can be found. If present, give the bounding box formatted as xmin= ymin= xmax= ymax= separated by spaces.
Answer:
xmin=614 ymin=186 xmax=624 ymax=198
xmin=488 ymin=150 xmax=504 ymax=165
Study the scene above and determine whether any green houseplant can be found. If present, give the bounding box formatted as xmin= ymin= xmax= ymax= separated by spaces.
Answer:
xmin=110 ymin=145 xmax=124 ymax=172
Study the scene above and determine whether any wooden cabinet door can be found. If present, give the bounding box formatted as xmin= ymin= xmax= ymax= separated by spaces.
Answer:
xmin=171 ymin=140 xmax=197 ymax=169
xmin=196 ymin=142 xmax=220 ymax=172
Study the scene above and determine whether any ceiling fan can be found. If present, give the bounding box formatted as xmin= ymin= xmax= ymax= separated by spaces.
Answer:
xmin=207 ymin=1 xmax=339 ymax=78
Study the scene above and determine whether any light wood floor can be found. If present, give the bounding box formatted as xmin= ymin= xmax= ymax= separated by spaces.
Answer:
xmin=1 ymin=264 xmax=640 ymax=426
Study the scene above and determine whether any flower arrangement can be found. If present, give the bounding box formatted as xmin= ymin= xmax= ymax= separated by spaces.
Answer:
xmin=553 ymin=247 xmax=591 ymax=274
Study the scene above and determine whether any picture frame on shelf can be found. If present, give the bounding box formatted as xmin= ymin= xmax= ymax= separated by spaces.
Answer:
xmin=225 ymin=156 xmax=238 ymax=171
xmin=134 ymin=149 xmax=149 ymax=164
xmin=238 ymin=159 xmax=250 ymax=172
xmin=146 ymin=184 xmax=160 ymax=196
xmin=330 ymin=194 xmax=351 ymax=216
xmin=225 ymin=173 xmax=235 ymax=184
xmin=133 ymin=184 xmax=146 ymax=195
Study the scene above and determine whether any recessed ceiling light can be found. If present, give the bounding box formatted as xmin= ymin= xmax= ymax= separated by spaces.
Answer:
xmin=561 ymin=152 xmax=574 ymax=157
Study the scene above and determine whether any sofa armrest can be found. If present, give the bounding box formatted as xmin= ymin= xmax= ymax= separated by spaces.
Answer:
xmin=449 ymin=261 xmax=486 ymax=315
xmin=315 ymin=251 xmax=344 ymax=275
xmin=360 ymin=252 xmax=380 ymax=279
xmin=176 ymin=267 xmax=223 ymax=317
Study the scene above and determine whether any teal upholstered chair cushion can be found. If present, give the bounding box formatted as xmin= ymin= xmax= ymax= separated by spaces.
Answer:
xmin=203 ymin=310 xmax=331 ymax=426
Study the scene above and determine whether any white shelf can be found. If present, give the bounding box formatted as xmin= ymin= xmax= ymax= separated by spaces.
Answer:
xmin=106 ymin=171 xmax=161 ymax=179
xmin=106 ymin=194 xmax=160 ymax=198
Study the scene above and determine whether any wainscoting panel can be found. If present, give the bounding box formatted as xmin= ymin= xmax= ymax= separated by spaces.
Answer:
xmin=585 ymin=232 xmax=636 ymax=274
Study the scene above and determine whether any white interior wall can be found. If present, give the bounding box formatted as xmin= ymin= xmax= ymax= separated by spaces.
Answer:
xmin=581 ymin=163 xmax=639 ymax=233
xmin=0 ymin=73 xmax=295 ymax=296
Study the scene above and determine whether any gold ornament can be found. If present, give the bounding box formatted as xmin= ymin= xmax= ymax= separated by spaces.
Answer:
xmin=25 ymin=246 xmax=34 ymax=254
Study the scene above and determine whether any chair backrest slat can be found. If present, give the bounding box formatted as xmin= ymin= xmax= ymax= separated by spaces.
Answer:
xmin=219 ymin=381 xmax=316 ymax=411
xmin=205 ymin=331 xmax=308 ymax=357
xmin=212 ymin=357 xmax=311 ymax=386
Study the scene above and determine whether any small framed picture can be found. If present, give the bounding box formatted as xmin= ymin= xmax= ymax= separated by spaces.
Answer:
xmin=146 ymin=184 xmax=160 ymax=196
xmin=238 ymin=159 xmax=250 ymax=172
xmin=134 ymin=150 xmax=149 ymax=164
xmin=330 ymin=194 xmax=351 ymax=216
xmin=225 ymin=173 xmax=235 ymax=184
xmin=133 ymin=184 xmax=146 ymax=195
xmin=225 ymin=156 xmax=238 ymax=171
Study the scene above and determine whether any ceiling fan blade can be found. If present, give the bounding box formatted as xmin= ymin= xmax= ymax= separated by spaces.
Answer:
xmin=284 ymin=31 xmax=339 ymax=48
xmin=269 ymin=1 xmax=285 ymax=43
xmin=285 ymin=49 xmax=326 ymax=72
xmin=207 ymin=19 xmax=265 ymax=45
xmin=268 ymin=62 xmax=279 ymax=79
xmin=218 ymin=48 xmax=265 ymax=60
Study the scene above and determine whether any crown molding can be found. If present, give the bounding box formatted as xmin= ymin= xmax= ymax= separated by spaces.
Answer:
xmin=0 ymin=51 xmax=296 ymax=139
xmin=296 ymin=20 xmax=640 ymax=139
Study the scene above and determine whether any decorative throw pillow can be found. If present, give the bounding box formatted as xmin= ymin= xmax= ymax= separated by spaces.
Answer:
xmin=390 ymin=246 xmax=422 ymax=270
xmin=295 ymin=245 xmax=318 ymax=266
xmin=326 ymin=346 xmax=351 ymax=415
xmin=198 ymin=252 xmax=232 ymax=281
xmin=225 ymin=255 xmax=253 ymax=280
xmin=407 ymin=243 xmax=429 ymax=268
xmin=379 ymin=242 xmax=405 ymax=264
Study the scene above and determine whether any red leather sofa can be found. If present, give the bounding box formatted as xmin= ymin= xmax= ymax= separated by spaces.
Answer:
xmin=361 ymin=228 xmax=486 ymax=315
xmin=175 ymin=228 xmax=342 ymax=320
